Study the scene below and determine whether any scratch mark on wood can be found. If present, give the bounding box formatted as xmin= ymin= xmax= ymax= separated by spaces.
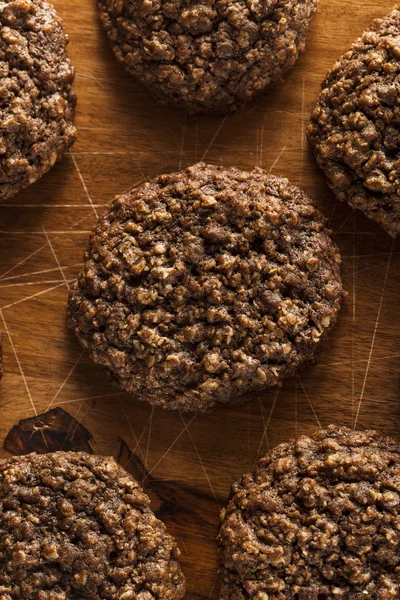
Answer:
xmin=298 ymin=376 xmax=322 ymax=429
xmin=145 ymin=406 xmax=155 ymax=474
xmin=180 ymin=413 xmax=220 ymax=510
xmin=2 ymin=281 xmax=74 ymax=310
xmin=179 ymin=115 xmax=187 ymax=170
xmin=268 ymin=146 xmax=287 ymax=174
xmin=253 ymin=388 xmax=280 ymax=469
xmin=0 ymin=215 xmax=89 ymax=281
xmin=145 ymin=415 xmax=196 ymax=480
xmin=201 ymin=116 xmax=227 ymax=161
xmin=0 ymin=263 xmax=82 ymax=284
xmin=42 ymin=226 xmax=70 ymax=290
xmin=354 ymin=240 xmax=395 ymax=429
xmin=70 ymin=152 xmax=99 ymax=218
xmin=46 ymin=351 xmax=85 ymax=413
xmin=0 ymin=310 xmax=37 ymax=416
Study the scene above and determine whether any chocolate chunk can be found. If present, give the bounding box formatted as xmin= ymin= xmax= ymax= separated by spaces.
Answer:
xmin=4 ymin=407 xmax=93 ymax=455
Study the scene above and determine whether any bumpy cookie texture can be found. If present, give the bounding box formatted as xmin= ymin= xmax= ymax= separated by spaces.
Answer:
xmin=218 ymin=425 xmax=400 ymax=600
xmin=98 ymin=0 xmax=318 ymax=114
xmin=0 ymin=0 xmax=76 ymax=200
xmin=0 ymin=452 xmax=185 ymax=600
xmin=0 ymin=331 xmax=3 ymax=379
xmin=68 ymin=163 xmax=343 ymax=412
xmin=308 ymin=10 xmax=400 ymax=237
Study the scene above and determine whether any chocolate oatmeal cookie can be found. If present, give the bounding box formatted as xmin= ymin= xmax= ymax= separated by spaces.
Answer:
xmin=307 ymin=10 xmax=400 ymax=237
xmin=0 ymin=452 xmax=185 ymax=600
xmin=0 ymin=331 xmax=3 ymax=379
xmin=97 ymin=0 xmax=318 ymax=114
xmin=67 ymin=163 xmax=343 ymax=412
xmin=0 ymin=0 xmax=76 ymax=201
xmin=218 ymin=425 xmax=400 ymax=599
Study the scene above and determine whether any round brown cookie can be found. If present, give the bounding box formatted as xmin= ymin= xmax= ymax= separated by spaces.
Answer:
xmin=307 ymin=10 xmax=400 ymax=238
xmin=67 ymin=163 xmax=344 ymax=412
xmin=97 ymin=0 xmax=318 ymax=114
xmin=0 ymin=452 xmax=185 ymax=600
xmin=218 ymin=425 xmax=400 ymax=600
xmin=0 ymin=0 xmax=76 ymax=201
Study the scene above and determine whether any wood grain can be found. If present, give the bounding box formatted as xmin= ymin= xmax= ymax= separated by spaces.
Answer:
xmin=0 ymin=0 xmax=400 ymax=598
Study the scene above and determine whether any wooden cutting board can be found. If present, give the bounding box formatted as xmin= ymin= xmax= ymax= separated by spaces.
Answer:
xmin=0 ymin=0 xmax=399 ymax=597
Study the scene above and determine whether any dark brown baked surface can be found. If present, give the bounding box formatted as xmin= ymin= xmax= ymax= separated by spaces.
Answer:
xmin=0 ymin=452 xmax=185 ymax=600
xmin=307 ymin=9 xmax=400 ymax=237
xmin=0 ymin=0 xmax=76 ymax=201
xmin=97 ymin=0 xmax=318 ymax=114
xmin=67 ymin=163 xmax=344 ymax=412
xmin=218 ymin=425 xmax=400 ymax=599
xmin=0 ymin=331 xmax=3 ymax=380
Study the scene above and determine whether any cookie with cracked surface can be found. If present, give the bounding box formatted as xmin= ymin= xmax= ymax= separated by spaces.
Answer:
xmin=0 ymin=0 xmax=76 ymax=201
xmin=218 ymin=425 xmax=400 ymax=600
xmin=307 ymin=9 xmax=400 ymax=237
xmin=67 ymin=163 xmax=344 ymax=412
xmin=97 ymin=0 xmax=318 ymax=114
xmin=0 ymin=331 xmax=3 ymax=379
xmin=0 ymin=452 xmax=185 ymax=600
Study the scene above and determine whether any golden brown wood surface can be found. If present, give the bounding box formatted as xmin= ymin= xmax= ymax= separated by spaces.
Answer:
xmin=0 ymin=0 xmax=400 ymax=597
